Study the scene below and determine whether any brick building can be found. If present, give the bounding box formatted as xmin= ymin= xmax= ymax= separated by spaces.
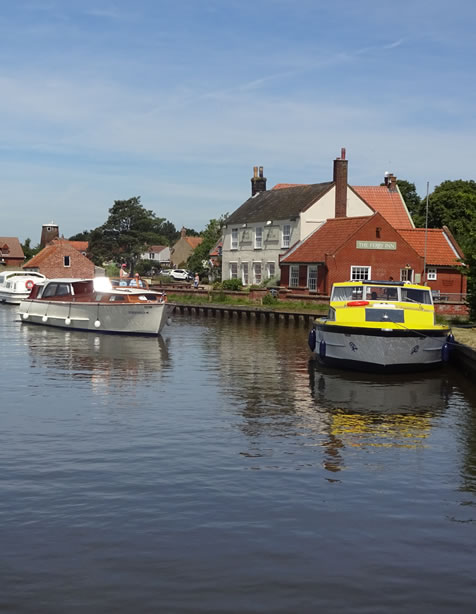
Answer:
xmin=23 ymin=239 xmax=95 ymax=278
xmin=280 ymin=213 xmax=465 ymax=298
xmin=0 ymin=237 xmax=25 ymax=267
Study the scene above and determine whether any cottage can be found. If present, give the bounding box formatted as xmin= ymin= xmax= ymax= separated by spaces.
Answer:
xmin=23 ymin=239 xmax=96 ymax=279
xmin=140 ymin=245 xmax=171 ymax=268
xmin=170 ymin=228 xmax=203 ymax=267
xmin=0 ymin=237 xmax=25 ymax=267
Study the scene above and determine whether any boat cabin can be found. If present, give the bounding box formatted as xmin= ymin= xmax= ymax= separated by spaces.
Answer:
xmin=29 ymin=277 xmax=166 ymax=304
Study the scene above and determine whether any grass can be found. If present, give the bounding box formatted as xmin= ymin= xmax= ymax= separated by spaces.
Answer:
xmin=167 ymin=292 xmax=329 ymax=313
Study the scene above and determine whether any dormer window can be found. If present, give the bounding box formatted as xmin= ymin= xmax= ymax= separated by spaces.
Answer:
xmin=64 ymin=255 xmax=71 ymax=267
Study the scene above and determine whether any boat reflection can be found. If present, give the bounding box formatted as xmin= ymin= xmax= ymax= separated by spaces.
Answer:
xmin=309 ymin=360 xmax=452 ymax=472
xmin=22 ymin=324 xmax=171 ymax=390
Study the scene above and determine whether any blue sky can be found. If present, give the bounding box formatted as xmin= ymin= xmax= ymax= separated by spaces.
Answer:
xmin=1 ymin=0 xmax=475 ymax=243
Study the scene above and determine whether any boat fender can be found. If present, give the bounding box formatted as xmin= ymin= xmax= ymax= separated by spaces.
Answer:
xmin=446 ymin=333 xmax=455 ymax=346
xmin=25 ymin=279 xmax=35 ymax=290
xmin=441 ymin=343 xmax=450 ymax=363
xmin=319 ymin=339 xmax=326 ymax=360
xmin=308 ymin=328 xmax=316 ymax=351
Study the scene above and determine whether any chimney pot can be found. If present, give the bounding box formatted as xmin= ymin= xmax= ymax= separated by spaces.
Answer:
xmin=251 ymin=165 xmax=267 ymax=196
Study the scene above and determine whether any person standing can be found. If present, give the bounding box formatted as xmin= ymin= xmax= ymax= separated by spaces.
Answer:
xmin=120 ymin=264 xmax=128 ymax=278
xmin=193 ymin=273 xmax=199 ymax=289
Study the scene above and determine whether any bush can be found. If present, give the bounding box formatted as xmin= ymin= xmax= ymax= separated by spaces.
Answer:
xmin=262 ymin=292 xmax=278 ymax=306
xmin=222 ymin=279 xmax=243 ymax=291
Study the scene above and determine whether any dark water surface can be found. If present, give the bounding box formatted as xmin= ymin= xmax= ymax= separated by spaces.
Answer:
xmin=1 ymin=305 xmax=475 ymax=613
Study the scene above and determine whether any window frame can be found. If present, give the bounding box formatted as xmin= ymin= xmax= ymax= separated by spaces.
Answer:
xmin=63 ymin=255 xmax=71 ymax=268
xmin=290 ymin=265 xmax=299 ymax=288
xmin=282 ymin=224 xmax=291 ymax=249
xmin=253 ymin=262 xmax=262 ymax=285
xmin=427 ymin=268 xmax=437 ymax=281
xmin=351 ymin=266 xmax=371 ymax=281
xmin=229 ymin=262 xmax=238 ymax=279
xmin=231 ymin=228 xmax=238 ymax=250
xmin=255 ymin=227 xmax=263 ymax=249
xmin=308 ymin=265 xmax=318 ymax=292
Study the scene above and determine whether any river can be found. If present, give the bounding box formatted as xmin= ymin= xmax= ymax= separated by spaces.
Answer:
xmin=1 ymin=305 xmax=475 ymax=613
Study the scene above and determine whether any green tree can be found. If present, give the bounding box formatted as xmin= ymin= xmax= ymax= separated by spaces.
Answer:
xmin=88 ymin=197 xmax=169 ymax=272
xmin=465 ymin=229 xmax=476 ymax=321
xmin=21 ymin=238 xmax=41 ymax=261
xmin=411 ymin=180 xmax=476 ymax=250
xmin=186 ymin=215 xmax=226 ymax=276
xmin=69 ymin=230 xmax=91 ymax=241
xmin=396 ymin=179 xmax=421 ymax=218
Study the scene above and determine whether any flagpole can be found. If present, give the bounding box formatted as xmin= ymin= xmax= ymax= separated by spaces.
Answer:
xmin=423 ymin=181 xmax=429 ymax=283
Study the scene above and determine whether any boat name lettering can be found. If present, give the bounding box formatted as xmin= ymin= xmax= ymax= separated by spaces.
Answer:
xmin=356 ymin=240 xmax=397 ymax=250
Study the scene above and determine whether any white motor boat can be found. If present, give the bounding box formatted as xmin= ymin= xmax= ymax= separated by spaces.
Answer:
xmin=18 ymin=277 xmax=171 ymax=335
xmin=0 ymin=271 xmax=46 ymax=304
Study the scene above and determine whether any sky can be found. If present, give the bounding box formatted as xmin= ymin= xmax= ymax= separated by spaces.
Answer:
xmin=1 ymin=0 xmax=475 ymax=244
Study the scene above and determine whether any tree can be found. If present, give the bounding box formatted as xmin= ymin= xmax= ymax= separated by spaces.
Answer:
xmin=396 ymin=180 xmax=421 ymax=219
xmin=186 ymin=215 xmax=226 ymax=276
xmin=410 ymin=180 xmax=476 ymax=250
xmin=88 ymin=196 xmax=169 ymax=272
xmin=21 ymin=238 xmax=41 ymax=261
xmin=69 ymin=230 xmax=91 ymax=241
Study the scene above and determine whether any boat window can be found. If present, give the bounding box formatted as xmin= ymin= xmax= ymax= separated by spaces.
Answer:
xmin=365 ymin=308 xmax=405 ymax=323
xmin=331 ymin=286 xmax=363 ymax=301
xmin=365 ymin=286 xmax=398 ymax=301
xmin=0 ymin=276 xmax=4 ymax=284
xmin=401 ymin=288 xmax=432 ymax=304
xmin=42 ymin=283 xmax=71 ymax=297
xmin=109 ymin=295 xmax=126 ymax=301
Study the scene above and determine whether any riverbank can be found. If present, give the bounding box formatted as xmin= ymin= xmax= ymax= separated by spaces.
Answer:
xmin=452 ymin=327 xmax=476 ymax=350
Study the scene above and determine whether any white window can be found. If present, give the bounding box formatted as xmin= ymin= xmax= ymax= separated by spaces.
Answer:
xmin=267 ymin=262 xmax=275 ymax=279
xmin=149 ymin=253 xmax=155 ymax=259
xmin=401 ymin=268 xmax=413 ymax=282
xmin=290 ymin=265 xmax=299 ymax=288
xmin=230 ymin=262 xmax=238 ymax=279
xmin=308 ymin=265 xmax=318 ymax=292
xmin=282 ymin=224 xmax=291 ymax=248
xmin=255 ymin=227 xmax=263 ymax=249
xmin=64 ymin=255 xmax=71 ymax=267
xmin=242 ymin=262 xmax=249 ymax=285
xmin=351 ymin=266 xmax=370 ymax=280
xmin=253 ymin=262 xmax=262 ymax=284
xmin=427 ymin=268 xmax=437 ymax=281
xmin=231 ymin=228 xmax=238 ymax=250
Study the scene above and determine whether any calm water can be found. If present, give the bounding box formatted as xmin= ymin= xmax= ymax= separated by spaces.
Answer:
xmin=1 ymin=305 xmax=475 ymax=613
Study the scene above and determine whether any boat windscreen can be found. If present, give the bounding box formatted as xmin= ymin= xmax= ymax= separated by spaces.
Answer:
xmin=365 ymin=285 xmax=399 ymax=301
xmin=401 ymin=288 xmax=432 ymax=304
xmin=331 ymin=286 xmax=364 ymax=301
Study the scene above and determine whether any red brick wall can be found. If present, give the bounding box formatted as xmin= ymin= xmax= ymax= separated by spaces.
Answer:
xmin=26 ymin=245 xmax=95 ymax=278
xmin=425 ymin=268 xmax=467 ymax=297
xmin=325 ymin=216 xmax=423 ymax=293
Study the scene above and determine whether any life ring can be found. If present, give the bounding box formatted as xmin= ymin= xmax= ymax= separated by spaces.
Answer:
xmin=346 ymin=300 xmax=369 ymax=307
xmin=25 ymin=279 xmax=35 ymax=290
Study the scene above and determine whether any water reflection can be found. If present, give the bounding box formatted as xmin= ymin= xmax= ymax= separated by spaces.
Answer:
xmin=21 ymin=323 xmax=171 ymax=390
xmin=308 ymin=361 xmax=454 ymax=472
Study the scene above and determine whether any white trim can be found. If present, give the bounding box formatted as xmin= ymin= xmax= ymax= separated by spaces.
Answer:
xmin=350 ymin=265 xmax=371 ymax=280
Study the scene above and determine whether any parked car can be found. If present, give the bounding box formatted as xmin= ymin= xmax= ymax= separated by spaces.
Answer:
xmin=170 ymin=269 xmax=193 ymax=281
xmin=160 ymin=269 xmax=172 ymax=276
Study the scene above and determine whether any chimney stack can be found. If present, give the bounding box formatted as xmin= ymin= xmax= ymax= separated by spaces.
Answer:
xmin=384 ymin=172 xmax=397 ymax=191
xmin=251 ymin=165 xmax=267 ymax=195
xmin=333 ymin=149 xmax=348 ymax=218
